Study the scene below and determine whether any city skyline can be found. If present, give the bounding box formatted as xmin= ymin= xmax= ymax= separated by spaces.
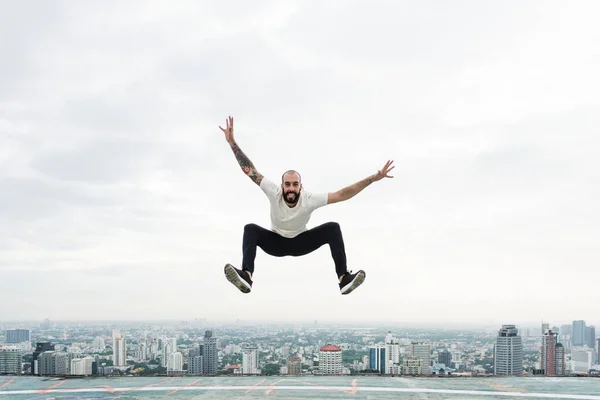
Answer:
xmin=2 ymin=319 xmax=599 ymax=378
xmin=1 ymin=1 xmax=599 ymax=322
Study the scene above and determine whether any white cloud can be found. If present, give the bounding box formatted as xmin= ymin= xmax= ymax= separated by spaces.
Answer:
xmin=1 ymin=0 xmax=599 ymax=327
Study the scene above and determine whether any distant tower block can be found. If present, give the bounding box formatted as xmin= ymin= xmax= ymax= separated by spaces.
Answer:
xmin=494 ymin=325 xmax=523 ymax=375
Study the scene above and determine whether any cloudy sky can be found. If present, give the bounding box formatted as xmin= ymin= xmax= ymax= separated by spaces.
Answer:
xmin=1 ymin=0 xmax=599 ymax=328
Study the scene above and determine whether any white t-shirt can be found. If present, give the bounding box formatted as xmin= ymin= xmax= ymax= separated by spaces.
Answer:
xmin=259 ymin=177 xmax=328 ymax=238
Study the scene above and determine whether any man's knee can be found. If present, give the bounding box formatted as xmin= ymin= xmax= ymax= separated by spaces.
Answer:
xmin=244 ymin=223 xmax=261 ymax=234
xmin=323 ymin=221 xmax=341 ymax=233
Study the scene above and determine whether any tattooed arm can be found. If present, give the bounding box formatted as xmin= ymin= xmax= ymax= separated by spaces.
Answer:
xmin=229 ymin=140 xmax=263 ymax=185
xmin=219 ymin=116 xmax=263 ymax=186
xmin=327 ymin=175 xmax=375 ymax=204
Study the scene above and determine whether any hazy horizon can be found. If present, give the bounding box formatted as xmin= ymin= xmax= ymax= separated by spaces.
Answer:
xmin=1 ymin=1 xmax=599 ymax=324
xmin=1 ymin=317 xmax=598 ymax=331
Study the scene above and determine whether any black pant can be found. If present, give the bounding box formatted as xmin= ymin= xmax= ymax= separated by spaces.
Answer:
xmin=242 ymin=222 xmax=348 ymax=279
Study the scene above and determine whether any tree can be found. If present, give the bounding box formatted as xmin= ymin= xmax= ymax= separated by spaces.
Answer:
xmin=262 ymin=364 xmax=280 ymax=375
xmin=342 ymin=350 xmax=367 ymax=363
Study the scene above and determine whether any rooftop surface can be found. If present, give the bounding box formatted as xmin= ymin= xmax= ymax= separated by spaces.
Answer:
xmin=1 ymin=376 xmax=599 ymax=399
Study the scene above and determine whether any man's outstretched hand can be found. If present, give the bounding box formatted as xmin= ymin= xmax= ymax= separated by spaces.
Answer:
xmin=372 ymin=160 xmax=395 ymax=182
xmin=219 ymin=116 xmax=235 ymax=144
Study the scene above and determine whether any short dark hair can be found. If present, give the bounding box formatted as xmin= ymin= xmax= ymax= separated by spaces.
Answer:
xmin=281 ymin=170 xmax=301 ymax=183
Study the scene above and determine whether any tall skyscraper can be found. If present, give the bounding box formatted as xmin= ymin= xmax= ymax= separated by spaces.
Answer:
xmin=112 ymin=331 xmax=126 ymax=367
xmin=541 ymin=329 xmax=556 ymax=375
xmin=493 ymin=325 xmax=523 ymax=375
xmin=572 ymin=320 xmax=586 ymax=346
xmin=586 ymin=326 xmax=596 ymax=348
xmin=160 ymin=337 xmax=175 ymax=368
xmin=5 ymin=329 xmax=30 ymax=344
xmin=554 ymin=343 xmax=565 ymax=375
xmin=596 ymin=338 xmax=600 ymax=364
xmin=203 ymin=330 xmax=218 ymax=375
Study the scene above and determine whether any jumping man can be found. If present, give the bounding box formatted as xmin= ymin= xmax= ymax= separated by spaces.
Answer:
xmin=219 ymin=116 xmax=394 ymax=295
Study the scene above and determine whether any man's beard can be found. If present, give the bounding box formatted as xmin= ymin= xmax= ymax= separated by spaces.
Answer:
xmin=284 ymin=190 xmax=299 ymax=205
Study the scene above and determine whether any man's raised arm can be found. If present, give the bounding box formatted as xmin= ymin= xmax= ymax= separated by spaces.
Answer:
xmin=327 ymin=160 xmax=395 ymax=204
xmin=219 ymin=116 xmax=263 ymax=186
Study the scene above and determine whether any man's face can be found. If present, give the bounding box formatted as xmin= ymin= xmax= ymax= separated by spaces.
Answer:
xmin=281 ymin=172 xmax=302 ymax=205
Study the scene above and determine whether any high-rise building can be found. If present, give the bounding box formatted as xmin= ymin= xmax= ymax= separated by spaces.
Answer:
xmin=493 ymin=325 xmax=523 ymax=375
xmin=318 ymin=344 xmax=342 ymax=374
xmin=137 ymin=342 xmax=148 ymax=361
xmin=242 ymin=348 xmax=259 ymax=374
xmin=70 ymin=357 xmax=94 ymax=375
xmin=160 ymin=337 xmax=175 ymax=368
xmin=5 ymin=329 xmax=30 ymax=344
xmin=402 ymin=355 xmax=422 ymax=375
xmin=385 ymin=342 xmax=400 ymax=368
xmin=369 ymin=346 xmax=386 ymax=373
xmin=572 ymin=320 xmax=586 ymax=346
xmin=597 ymin=338 xmax=600 ymax=364
xmin=560 ymin=324 xmax=572 ymax=336
xmin=92 ymin=336 xmax=105 ymax=350
xmin=0 ymin=347 xmax=22 ymax=374
xmin=112 ymin=331 xmax=126 ymax=367
xmin=54 ymin=352 xmax=69 ymax=375
xmin=451 ymin=351 xmax=462 ymax=368
xmin=38 ymin=351 xmax=69 ymax=375
xmin=571 ymin=348 xmax=594 ymax=373
xmin=411 ymin=342 xmax=431 ymax=375
xmin=38 ymin=352 xmax=53 ymax=375
xmin=188 ymin=346 xmax=203 ymax=374
xmin=202 ymin=330 xmax=218 ymax=375
xmin=586 ymin=326 xmax=596 ymax=348
xmin=32 ymin=342 xmax=54 ymax=375
xmin=168 ymin=352 xmax=183 ymax=372
xmin=559 ymin=324 xmax=572 ymax=346
xmin=287 ymin=356 xmax=302 ymax=375
xmin=554 ymin=343 xmax=565 ymax=375
xmin=541 ymin=329 xmax=556 ymax=375
xmin=438 ymin=349 xmax=452 ymax=368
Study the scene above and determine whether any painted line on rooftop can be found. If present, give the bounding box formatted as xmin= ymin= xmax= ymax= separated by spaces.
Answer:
xmin=243 ymin=378 xmax=266 ymax=394
xmin=167 ymin=378 xmax=204 ymax=395
xmin=36 ymin=379 xmax=66 ymax=394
